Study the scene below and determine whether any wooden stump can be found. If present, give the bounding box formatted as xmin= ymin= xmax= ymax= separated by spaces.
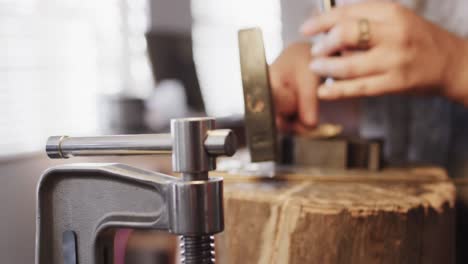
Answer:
xmin=454 ymin=178 xmax=468 ymax=264
xmin=215 ymin=167 xmax=455 ymax=264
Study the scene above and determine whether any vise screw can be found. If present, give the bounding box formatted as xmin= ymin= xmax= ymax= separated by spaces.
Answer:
xmin=36 ymin=118 xmax=237 ymax=264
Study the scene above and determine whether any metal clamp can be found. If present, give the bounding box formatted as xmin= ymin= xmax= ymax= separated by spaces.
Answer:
xmin=36 ymin=118 xmax=237 ymax=264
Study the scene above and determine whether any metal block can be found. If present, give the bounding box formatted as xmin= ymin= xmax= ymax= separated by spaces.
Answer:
xmin=293 ymin=137 xmax=348 ymax=169
xmin=348 ymin=139 xmax=383 ymax=171
xmin=279 ymin=136 xmax=382 ymax=170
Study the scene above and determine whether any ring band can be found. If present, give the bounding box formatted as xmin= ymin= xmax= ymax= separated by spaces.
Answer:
xmin=357 ymin=18 xmax=371 ymax=48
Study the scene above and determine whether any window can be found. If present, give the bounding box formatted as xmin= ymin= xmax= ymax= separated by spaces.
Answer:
xmin=0 ymin=0 xmax=152 ymax=156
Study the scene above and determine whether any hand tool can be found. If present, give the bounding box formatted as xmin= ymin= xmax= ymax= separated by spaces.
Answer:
xmin=238 ymin=28 xmax=382 ymax=170
xmin=238 ymin=28 xmax=277 ymax=163
xmin=36 ymin=117 xmax=237 ymax=264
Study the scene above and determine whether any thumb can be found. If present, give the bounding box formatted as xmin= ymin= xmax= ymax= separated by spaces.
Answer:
xmin=296 ymin=66 xmax=319 ymax=126
xmin=269 ymin=67 xmax=297 ymax=116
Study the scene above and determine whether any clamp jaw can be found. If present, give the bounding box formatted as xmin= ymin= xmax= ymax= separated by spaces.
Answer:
xmin=36 ymin=118 xmax=237 ymax=264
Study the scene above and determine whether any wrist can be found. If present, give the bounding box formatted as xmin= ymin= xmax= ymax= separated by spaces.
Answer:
xmin=442 ymin=38 xmax=468 ymax=105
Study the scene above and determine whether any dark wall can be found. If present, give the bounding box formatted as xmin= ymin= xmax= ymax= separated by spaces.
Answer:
xmin=147 ymin=0 xmax=205 ymax=112
xmin=146 ymin=32 xmax=205 ymax=112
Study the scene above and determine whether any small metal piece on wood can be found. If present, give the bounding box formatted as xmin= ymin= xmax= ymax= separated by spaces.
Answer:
xmin=297 ymin=123 xmax=343 ymax=139
xmin=348 ymin=139 xmax=383 ymax=171
xmin=238 ymin=28 xmax=277 ymax=162
xmin=280 ymin=135 xmax=382 ymax=171
xmin=293 ymin=137 xmax=348 ymax=169
xmin=367 ymin=141 xmax=382 ymax=171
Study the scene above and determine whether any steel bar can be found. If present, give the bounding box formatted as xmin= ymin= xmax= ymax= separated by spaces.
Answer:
xmin=46 ymin=134 xmax=173 ymax=158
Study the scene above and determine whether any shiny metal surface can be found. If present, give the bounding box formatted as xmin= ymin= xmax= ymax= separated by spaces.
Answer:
xmin=238 ymin=28 xmax=277 ymax=162
xmin=36 ymin=164 xmax=173 ymax=264
xmin=170 ymin=118 xmax=229 ymax=264
xmin=46 ymin=136 xmax=67 ymax=158
xmin=46 ymin=121 xmax=237 ymax=162
xmin=180 ymin=236 xmax=214 ymax=264
xmin=168 ymin=178 xmax=223 ymax=235
xmin=46 ymin=134 xmax=172 ymax=158
xmin=205 ymin=129 xmax=237 ymax=156
xmin=171 ymin=118 xmax=216 ymax=180
xmin=41 ymin=117 xmax=238 ymax=264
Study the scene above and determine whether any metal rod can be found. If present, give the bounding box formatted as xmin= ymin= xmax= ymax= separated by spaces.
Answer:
xmin=180 ymin=235 xmax=215 ymax=264
xmin=46 ymin=134 xmax=172 ymax=159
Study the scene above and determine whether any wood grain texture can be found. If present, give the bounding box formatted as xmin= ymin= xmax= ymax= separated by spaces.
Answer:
xmin=454 ymin=178 xmax=468 ymax=264
xmin=216 ymin=167 xmax=455 ymax=264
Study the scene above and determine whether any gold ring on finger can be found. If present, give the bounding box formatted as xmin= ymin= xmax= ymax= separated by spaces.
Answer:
xmin=357 ymin=18 xmax=371 ymax=49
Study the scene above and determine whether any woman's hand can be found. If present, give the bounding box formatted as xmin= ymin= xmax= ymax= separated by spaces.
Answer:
xmin=300 ymin=1 xmax=468 ymax=105
xmin=269 ymin=42 xmax=321 ymax=132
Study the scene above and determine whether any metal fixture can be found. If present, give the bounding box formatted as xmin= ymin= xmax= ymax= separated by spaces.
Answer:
xmin=36 ymin=117 xmax=237 ymax=264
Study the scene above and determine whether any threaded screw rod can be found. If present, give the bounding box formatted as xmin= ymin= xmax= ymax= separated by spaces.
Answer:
xmin=180 ymin=235 xmax=215 ymax=264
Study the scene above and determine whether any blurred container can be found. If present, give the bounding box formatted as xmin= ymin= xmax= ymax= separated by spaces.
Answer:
xmin=100 ymin=95 xmax=148 ymax=134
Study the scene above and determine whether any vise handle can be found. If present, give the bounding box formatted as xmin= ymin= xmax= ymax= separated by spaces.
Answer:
xmin=46 ymin=130 xmax=236 ymax=158
xmin=46 ymin=118 xmax=237 ymax=181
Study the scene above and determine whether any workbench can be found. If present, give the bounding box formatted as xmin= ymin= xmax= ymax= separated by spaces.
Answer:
xmin=217 ymin=167 xmax=455 ymax=264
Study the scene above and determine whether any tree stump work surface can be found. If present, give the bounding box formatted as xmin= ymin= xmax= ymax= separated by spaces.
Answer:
xmin=215 ymin=167 xmax=455 ymax=264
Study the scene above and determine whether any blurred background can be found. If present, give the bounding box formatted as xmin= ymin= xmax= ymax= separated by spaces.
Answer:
xmin=3 ymin=1 xmax=468 ymax=263
xmin=0 ymin=0 xmax=299 ymax=263
xmin=0 ymin=0 xmax=286 ymax=153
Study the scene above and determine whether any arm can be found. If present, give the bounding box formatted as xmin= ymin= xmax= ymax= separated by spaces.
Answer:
xmin=300 ymin=1 xmax=468 ymax=106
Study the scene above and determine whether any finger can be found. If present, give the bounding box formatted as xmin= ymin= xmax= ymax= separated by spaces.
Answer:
xmin=269 ymin=67 xmax=297 ymax=116
xmin=300 ymin=7 xmax=344 ymax=36
xmin=291 ymin=122 xmax=312 ymax=135
xmin=276 ymin=116 xmax=292 ymax=133
xmin=311 ymin=20 xmax=383 ymax=56
xmin=300 ymin=1 xmax=396 ymax=36
xmin=317 ymin=73 xmax=397 ymax=100
xmin=295 ymin=67 xmax=320 ymax=126
xmin=272 ymin=84 xmax=297 ymax=115
xmin=309 ymin=50 xmax=387 ymax=79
